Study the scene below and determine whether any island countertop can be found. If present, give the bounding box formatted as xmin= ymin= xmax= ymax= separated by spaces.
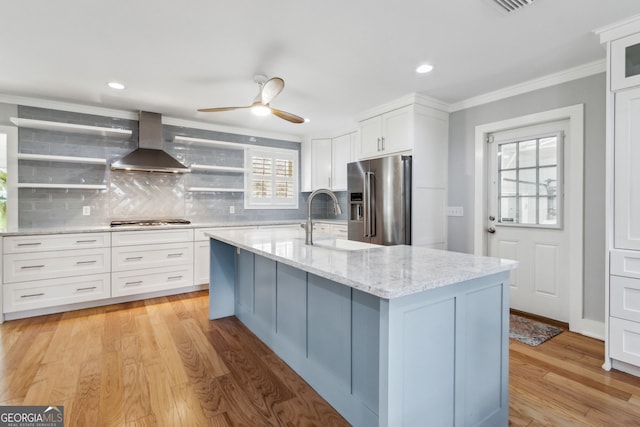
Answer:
xmin=206 ymin=226 xmax=517 ymax=299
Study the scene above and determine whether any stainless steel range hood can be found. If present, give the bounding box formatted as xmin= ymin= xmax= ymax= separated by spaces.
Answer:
xmin=111 ymin=111 xmax=190 ymax=173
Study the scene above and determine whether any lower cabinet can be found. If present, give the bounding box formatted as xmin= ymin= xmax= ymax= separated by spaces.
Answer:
xmin=2 ymin=232 xmax=112 ymax=314
xmin=609 ymin=250 xmax=640 ymax=371
xmin=111 ymin=229 xmax=194 ymax=297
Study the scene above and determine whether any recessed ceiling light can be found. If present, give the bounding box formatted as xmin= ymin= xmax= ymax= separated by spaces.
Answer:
xmin=416 ymin=64 xmax=434 ymax=74
xmin=107 ymin=82 xmax=125 ymax=90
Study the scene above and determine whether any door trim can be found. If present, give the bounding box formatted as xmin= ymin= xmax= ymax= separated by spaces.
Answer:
xmin=473 ymin=104 xmax=600 ymax=338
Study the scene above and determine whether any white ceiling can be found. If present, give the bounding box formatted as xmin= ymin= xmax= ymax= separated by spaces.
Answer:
xmin=1 ymin=0 xmax=639 ymax=138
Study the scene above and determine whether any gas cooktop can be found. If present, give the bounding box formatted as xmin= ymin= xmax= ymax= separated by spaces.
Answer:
xmin=110 ymin=219 xmax=191 ymax=227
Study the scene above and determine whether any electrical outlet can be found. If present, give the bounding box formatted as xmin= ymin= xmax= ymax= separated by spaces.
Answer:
xmin=447 ymin=206 xmax=464 ymax=217
xmin=82 ymin=206 xmax=91 ymax=216
xmin=229 ymin=206 xmax=235 ymax=214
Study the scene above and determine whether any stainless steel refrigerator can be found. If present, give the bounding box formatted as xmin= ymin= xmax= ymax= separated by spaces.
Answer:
xmin=347 ymin=155 xmax=411 ymax=245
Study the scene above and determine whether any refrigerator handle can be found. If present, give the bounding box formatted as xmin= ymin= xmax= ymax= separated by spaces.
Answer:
xmin=365 ymin=171 xmax=376 ymax=237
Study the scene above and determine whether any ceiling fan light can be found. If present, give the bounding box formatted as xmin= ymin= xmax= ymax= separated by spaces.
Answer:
xmin=251 ymin=105 xmax=271 ymax=116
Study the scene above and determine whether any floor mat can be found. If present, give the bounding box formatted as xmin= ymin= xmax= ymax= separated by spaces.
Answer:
xmin=509 ymin=313 xmax=563 ymax=346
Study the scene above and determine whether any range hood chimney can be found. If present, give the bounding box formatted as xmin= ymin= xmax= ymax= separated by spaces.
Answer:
xmin=111 ymin=111 xmax=190 ymax=173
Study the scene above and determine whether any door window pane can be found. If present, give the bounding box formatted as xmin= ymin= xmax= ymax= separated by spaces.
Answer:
xmin=496 ymin=133 xmax=561 ymax=227
xmin=626 ymin=43 xmax=640 ymax=78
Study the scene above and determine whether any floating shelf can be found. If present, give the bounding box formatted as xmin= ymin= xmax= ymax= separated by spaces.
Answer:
xmin=17 ymin=183 xmax=108 ymax=190
xmin=173 ymin=136 xmax=246 ymax=150
xmin=186 ymin=187 xmax=245 ymax=193
xmin=17 ymin=153 xmax=108 ymax=165
xmin=189 ymin=164 xmax=245 ymax=173
xmin=10 ymin=117 xmax=132 ymax=137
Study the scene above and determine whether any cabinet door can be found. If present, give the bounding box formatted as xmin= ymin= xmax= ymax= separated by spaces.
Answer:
xmin=382 ymin=106 xmax=412 ymax=155
xmin=614 ymin=88 xmax=640 ymax=250
xmin=311 ymin=138 xmax=332 ymax=190
xmin=359 ymin=115 xmax=383 ymax=159
xmin=611 ymin=32 xmax=640 ymax=91
xmin=194 ymin=240 xmax=210 ymax=285
xmin=331 ymin=134 xmax=352 ymax=191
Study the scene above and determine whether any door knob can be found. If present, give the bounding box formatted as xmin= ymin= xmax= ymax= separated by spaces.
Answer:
xmin=487 ymin=226 xmax=496 ymax=234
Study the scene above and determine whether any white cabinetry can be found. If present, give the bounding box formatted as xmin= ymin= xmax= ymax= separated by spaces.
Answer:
xmin=358 ymin=106 xmax=412 ymax=159
xmin=2 ymin=233 xmax=111 ymax=313
xmin=194 ymin=226 xmax=255 ymax=285
xmin=311 ymin=138 xmax=332 ymax=190
xmin=111 ymin=229 xmax=194 ymax=297
xmin=614 ymin=88 xmax=640 ymax=250
xmin=599 ymin=17 xmax=640 ymax=376
xmin=302 ymin=132 xmax=357 ymax=192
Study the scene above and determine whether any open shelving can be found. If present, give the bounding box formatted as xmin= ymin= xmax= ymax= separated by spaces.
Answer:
xmin=173 ymin=135 xmax=247 ymax=150
xmin=10 ymin=117 xmax=132 ymax=137
xmin=17 ymin=153 xmax=108 ymax=165
xmin=17 ymin=183 xmax=108 ymax=190
xmin=186 ymin=187 xmax=245 ymax=193
xmin=189 ymin=164 xmax=245 ymax=173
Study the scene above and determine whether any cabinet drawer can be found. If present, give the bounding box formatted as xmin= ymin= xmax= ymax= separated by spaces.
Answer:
xmin=610 ymin=317 xmax=640 ymax=367
xmin=112 ymin=265 xmax=194 ymax=297
xmin=611 ymin=276 xmax=640 ymax=322
xmin=4 ymin=248 xmax=110 ymax=283
xmin=332 ymin=224 xmax=348 ymax=238
xmin=111 ymin=228 xmax=194 ymax=246
xmin=611 ymin=250 xmax=640 ymax=279
xmin=112 ymin=242 xmax=193 ymax=272
xmin=4 ymin=232 xmax=110 ymax=253
xmin=3 ymin=273 xmax=110 ymax=313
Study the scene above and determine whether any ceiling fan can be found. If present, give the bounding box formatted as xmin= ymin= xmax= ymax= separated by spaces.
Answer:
xmin=198 ymin=75 xmax=305 ymax=124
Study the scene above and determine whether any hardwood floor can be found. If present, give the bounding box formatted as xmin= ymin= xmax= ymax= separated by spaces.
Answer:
xmin=1 ymin=291 xmax=640 ymax=426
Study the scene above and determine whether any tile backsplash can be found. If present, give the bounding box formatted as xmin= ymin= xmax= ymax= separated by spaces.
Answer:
xmin=16 ymin=106 xmax=340 ymax=229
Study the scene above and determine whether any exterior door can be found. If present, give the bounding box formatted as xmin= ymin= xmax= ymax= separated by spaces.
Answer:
xmin=487 ymin=120 xmax=570 ymax=322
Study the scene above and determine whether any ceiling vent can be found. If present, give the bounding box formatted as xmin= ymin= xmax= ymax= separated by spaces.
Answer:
xmin=486 ymin=0 xmax=536 ymax=14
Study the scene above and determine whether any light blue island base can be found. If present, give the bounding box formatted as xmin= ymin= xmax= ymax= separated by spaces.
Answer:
xmin=209 ymin=239 xmax=510 ymax=427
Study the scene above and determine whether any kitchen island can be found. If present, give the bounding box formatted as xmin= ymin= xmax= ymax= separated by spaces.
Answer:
xmin=206 ymin=227 xmax=517 ymax=427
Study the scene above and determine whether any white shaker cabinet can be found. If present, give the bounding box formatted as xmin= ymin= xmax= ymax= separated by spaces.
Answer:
xmin=311 ymin=138 xmax=332 ymax=190
xmin=358 ymin=105 xmax=412 ymax=159
xmin=614 ymin=88 xmax=640 ymax=250
xmin=598 ymin=16 xmax=640 ymax=377
xmin=331 ymin=133 xmax=355 ymax=191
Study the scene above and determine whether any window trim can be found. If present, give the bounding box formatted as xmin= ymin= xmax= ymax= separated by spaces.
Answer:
xmin=244 ymin=146 xmax=299 ymax=210
xmin=493 ymin=130 xmax=564 ymax=230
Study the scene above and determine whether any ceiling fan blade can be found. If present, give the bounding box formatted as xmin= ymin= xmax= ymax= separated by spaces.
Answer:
xmin=261 ymin=77 xmax=285 ymax=104
xmin=198 ymin=106 xmax=250 ymax=112
xmin=270 ymin=107 xmax=305 ymax=124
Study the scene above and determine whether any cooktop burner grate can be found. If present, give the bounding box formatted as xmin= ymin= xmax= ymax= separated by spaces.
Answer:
xmin=110 ymin=219 xmax=191 ymax=227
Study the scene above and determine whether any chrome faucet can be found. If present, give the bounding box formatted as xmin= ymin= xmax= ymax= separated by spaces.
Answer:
xmin=303 ymin=188 xmax=342 ymax=245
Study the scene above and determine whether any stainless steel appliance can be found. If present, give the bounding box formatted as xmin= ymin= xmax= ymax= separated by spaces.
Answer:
xmin=347 ymin=155 xmax=411 ymax=245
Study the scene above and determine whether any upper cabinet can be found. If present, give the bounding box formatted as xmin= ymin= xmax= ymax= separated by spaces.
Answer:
xmin=611 ymin=32 xmax=640 ymax=91
xmin=302 ymin=132 xmax=357 ymax=192
xmin=358 ymin=106 xmax=412 ymax=159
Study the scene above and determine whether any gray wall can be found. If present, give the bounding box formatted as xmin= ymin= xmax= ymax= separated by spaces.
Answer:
xmin=448 ymin=73 xmax=606 ymax=322
xmin=14 ymin=106 xmax=316 ymax=228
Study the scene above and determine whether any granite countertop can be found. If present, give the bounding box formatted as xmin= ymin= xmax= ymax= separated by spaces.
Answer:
xmin=206 ymin=227 xmax=518 ymax=299
xmin=0 ymin=219 xmax=347 ymax=237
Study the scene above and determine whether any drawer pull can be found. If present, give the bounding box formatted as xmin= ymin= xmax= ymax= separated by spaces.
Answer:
xmin=76 ymin=286 xmax=97 ymax=291
xmin=17 ymin=242 xmax=42 ymax=247
xmin=125 ymin=281 xmax=143 ymax=286
xmin=168 ymin=275 xmax=183 ymax=280
xmin=167 ymin=253 xmax=183 ymax=258
xmin=21 ymin=264 xmax=45 ymax=269
xmin=76 ymin=239 xmax=97 ymax=244
xmin=125 ymin=256 xmax=143 ymax=261
xmin=20 ymin=293 xmax=45 ymax=298
xmin=76 ymin=260 xmax=97 ymax=265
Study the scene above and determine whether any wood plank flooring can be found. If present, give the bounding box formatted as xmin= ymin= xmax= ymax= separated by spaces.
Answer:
xmin=1 ymin=290 xmax=640 ymax=426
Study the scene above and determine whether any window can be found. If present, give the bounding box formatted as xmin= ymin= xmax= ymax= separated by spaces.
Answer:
xmin=497 ymin=132 xmax=562 ymax=227
xmin=245 ymin=147 xmax=298 ymax=209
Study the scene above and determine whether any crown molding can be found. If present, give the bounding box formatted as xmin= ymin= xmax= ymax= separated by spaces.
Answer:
xmin=594 ymin=13 xmax=640 ymax=43
xmin=449 ymin=59 xmax=606 ymax=112
xmin=355 ymin=93 xmax=451 ymax=122
xmin=0 ymin=93 xmax=301 ymax=142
